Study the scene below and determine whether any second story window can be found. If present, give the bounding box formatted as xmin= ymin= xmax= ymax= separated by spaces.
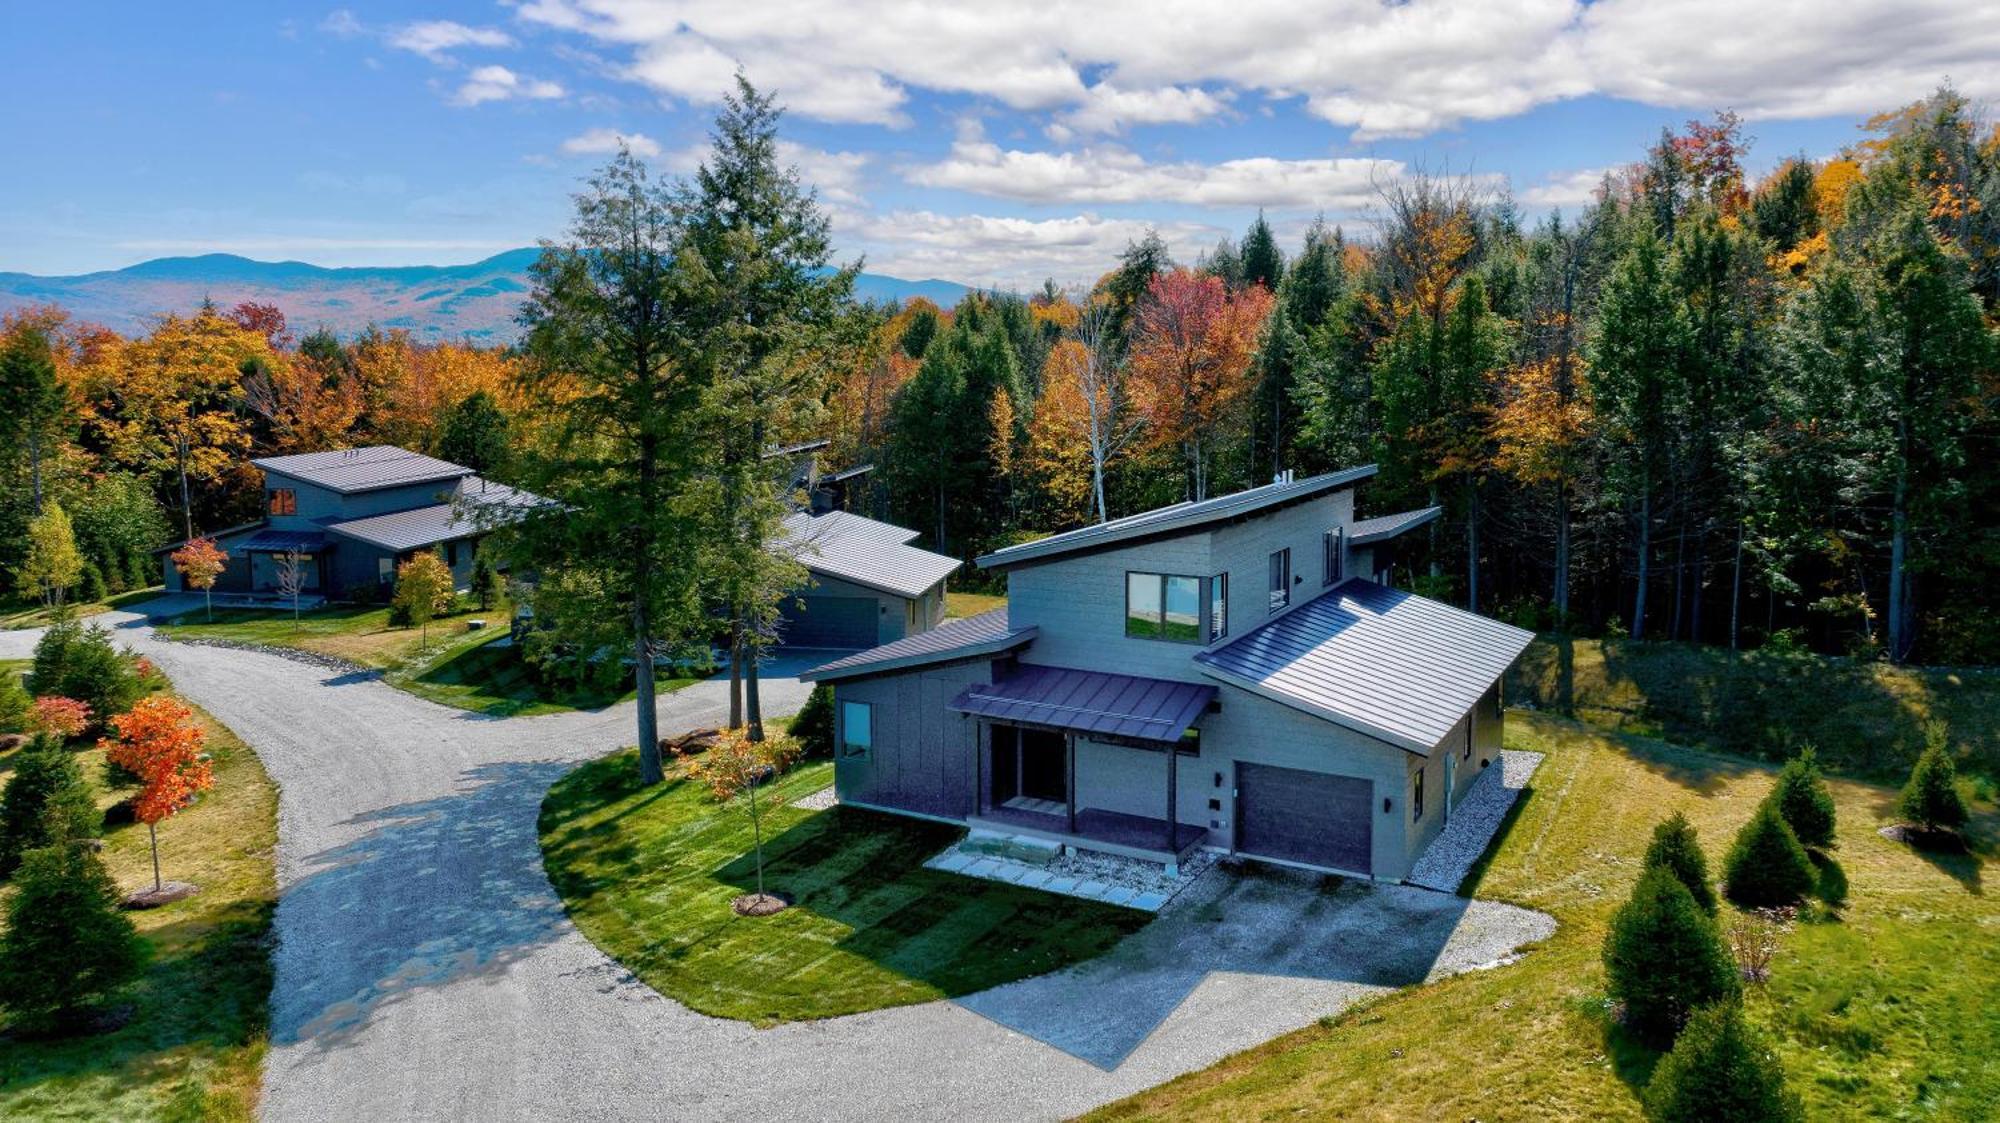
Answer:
xmin=1208 ymin=572 xmax=1228 ymax=641
xmin=1268 ymin=548 xmax=1291 ymax=613
xmin=268 ymin=488 xmax=296 ymax=516
xmin=1127 ymin=572 xmax=1204 ymax=642
xmin=1323 ymin=528 xmax=1345 ymax=586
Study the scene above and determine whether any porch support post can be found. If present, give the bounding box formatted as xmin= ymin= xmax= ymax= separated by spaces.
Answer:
xmin=1065 ymin=734 xmax=1077 ymax=835
xmin=974 ymin=721 xmax=985 ymax=816
xmin=1164 ymin=744 xmax=1179 ymax=874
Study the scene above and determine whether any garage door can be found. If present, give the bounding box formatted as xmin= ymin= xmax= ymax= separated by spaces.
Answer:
xmin=780 ymin=595 xmax=878 ymax=648
xmin=1235 ymin=762 xmax=1372 ymax=874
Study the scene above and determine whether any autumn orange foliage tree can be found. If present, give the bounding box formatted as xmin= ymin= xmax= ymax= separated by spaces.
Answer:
xmin=169 ymin=536 xmax=228 ymax=622
xmin=101 ymin=696 xmax=213 ymax=893
xmin=1128 ymin=269 xmax=1273 ymax=500
xmin=28 ymin=696 xmax=92 ymax=741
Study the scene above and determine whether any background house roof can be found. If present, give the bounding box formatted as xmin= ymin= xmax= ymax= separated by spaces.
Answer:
xmin=1349 ymin=506 xmax=1443 ymax=545
xmin=951 ymin=663 xmax=1215 ymax=744
xmin=977 ymin=465 xmax=1377 ymax=572
xmin=800 ymin=608 xmax=1035 ymax=682
xmin=324 ymin=477 xmax=543 ymax=552
xmin=253 ymin=445 xmax=472 ymax=494
xmin=781 ymin=510 xmax=958 ymax=599
xmin=1194 ymin=578 xmax=1535 ymax=754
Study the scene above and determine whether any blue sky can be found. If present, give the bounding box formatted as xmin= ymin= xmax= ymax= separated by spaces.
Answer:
xmin=4 ymin=1 xmax=1995 ymax=287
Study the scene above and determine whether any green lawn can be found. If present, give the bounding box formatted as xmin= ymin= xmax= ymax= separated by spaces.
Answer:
xmin=944 ymin=590 xmax=1007 ymax=619
xmin=539 ymin=754 xmax=1150 ymax=1025
xmin=1091 ymin=711 xmax=1999 ymax=1121
xmin=155 ymin=601 xmax=682 ymax=717
xmin=0 ymin=588 xmax=166 ymax=631
xmin=0 ymin=679 xmax=276 ymax=1120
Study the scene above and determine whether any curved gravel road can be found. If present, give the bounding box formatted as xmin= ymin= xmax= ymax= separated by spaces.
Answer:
xmin=5 ymin=605 xmax=1554 ymax=1121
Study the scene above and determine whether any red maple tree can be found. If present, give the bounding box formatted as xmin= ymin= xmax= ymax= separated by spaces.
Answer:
xmin=102 ymin=696 xmax=213 ymax=892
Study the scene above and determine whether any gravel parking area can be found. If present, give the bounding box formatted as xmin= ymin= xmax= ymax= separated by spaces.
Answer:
xmin=1406 ymin=750 xmax=1544 ymax=893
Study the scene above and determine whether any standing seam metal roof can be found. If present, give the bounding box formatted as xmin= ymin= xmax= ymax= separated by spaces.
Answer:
xmin=977 ymin=465 xmax=1377 ymax=571
xmin=1194 ymin=578 xmax=1535 ymax=754
xmin=323 ymin=477 xmax=544 ymax=552
xmin=780 ymin=511 xmax=959 ymax=599
xmin=1349 ymin=506 xmax=1443 ymax=545
xmin=253 ymin=445 xmax=472 ymax=494
xmin=799 ymin=609 xmax=1036 ymax=682
xmin=950 ymin=663 xmax=1215 ymax=743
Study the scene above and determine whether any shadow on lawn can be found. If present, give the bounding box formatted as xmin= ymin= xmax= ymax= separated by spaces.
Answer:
xmin=268 ymin=760 xmax=578 ymax=1051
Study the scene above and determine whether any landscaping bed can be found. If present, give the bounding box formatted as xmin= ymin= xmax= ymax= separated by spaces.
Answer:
xmin=0 ymin=667 xmax=277 ymax=1121
xmin=538 ymin=754 xmax=1150 ymax=1025
xmin=1089 ymin=712 xmax=1999 ymax=1121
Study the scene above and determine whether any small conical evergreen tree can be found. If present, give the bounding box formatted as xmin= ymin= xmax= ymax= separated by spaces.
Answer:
xmin=0 ymin=739 xmax=99 ymax=878
xmin=1770 ymin=747 xmax=1837 ymax=850
xmin=1642 ymin=811 xmax=1717 ymax=914
xmin=1643 ymin=1002 xmax=1803 ymax=1122
xmin=1724 ymin=801 xmax=1816 ymax=907
xmin=0 ymin=816 xmax=145 ymax=1033
xmin=1603 ymin=866 xmax=1740 ymax=1046
xmin=1898 ymin=725 xmax=1968 ymax=835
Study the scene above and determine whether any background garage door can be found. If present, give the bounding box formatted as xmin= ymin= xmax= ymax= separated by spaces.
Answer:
xmin=780 ymin=595 xmax=878 ymax=648
xmin=1235 ymin=762 xmax=1372 ymax=874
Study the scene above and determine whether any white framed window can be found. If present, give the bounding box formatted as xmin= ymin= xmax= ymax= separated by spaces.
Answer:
xmin=840 ymin=700 xmax=873 ymax=760
xmin=1208 ymin=572 xmax=1229 ymax=641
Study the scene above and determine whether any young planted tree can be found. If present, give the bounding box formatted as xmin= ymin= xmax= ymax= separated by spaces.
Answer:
xmin=1643 ymin=1002 xmax=1803 ymax=1122
xmin=469 ymin=556 xmax=503 ymax=612
xmin=100 ymin=696 xmax=213 ymax=897
xmin=169 ymin=536 xmax=227 ymax=623
xmin=1642 ymin=812 xmax=1717 ymax=914
xmin=1723 ymin=800 xmax=1816 ymax=907
xmin=274 ymin=548 xmax=310 ymax=629
xmin=684 ymin=727 xmax=802 ymax=914
xmin=393 ymin=551 xmax=455 ymax=645
xmin=0 ymin=817 xmax=145 ymax=1034
xmin=1602 ymin=866 xmax=1740 ymax=1046
xmin=0 ymin=739 xmax=99 ymax=878
xmin=672 ymin=76 xmax=854 ymax=741
xmin=515 ymin=147 xmax=710 ymax=787
xmin=1897 ymin=722 xmax=1969 ymax=838
xmin=1769 ymin=747 xmax=1837 ymax=850
xmin=15 ymin=501 xmax=84 ymax=609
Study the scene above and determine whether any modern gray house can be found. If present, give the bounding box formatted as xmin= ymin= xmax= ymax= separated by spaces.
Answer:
xmin=158 ymin=445 xmax=539 ymax=599
xmin=801 ymin=467 xmax=1534 ymax=882
xmin=777 ymin=509 xmax=960 ymax=648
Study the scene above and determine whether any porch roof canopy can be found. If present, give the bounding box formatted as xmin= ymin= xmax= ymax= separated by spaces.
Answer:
xmin=235 ymin=529 xmax=328 ymax=554
xmin=951 ymin=664 xmax=1215 ymax=745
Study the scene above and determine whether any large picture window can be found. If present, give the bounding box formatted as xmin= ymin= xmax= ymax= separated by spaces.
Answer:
xmin=840 ymin=700 xmax=873 ymax=760
xmin=1268 ymin=548 xmax=1291 ymax=613
xmin=1126 ymin=572 xmax=1208 ymax=642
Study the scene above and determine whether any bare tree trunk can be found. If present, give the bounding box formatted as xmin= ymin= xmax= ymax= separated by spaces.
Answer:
xmin=1729 ymin=522 xmax=1744 ymax=651
xmin=1553 ymin=480 xmax=1571 ymax=626
xmin=728 ymin=619 xmax=744 ymax=729
xmin=746 ymin=620 xmax=765 ymax=743
xmin=1669 ymin=499 xmax=1686 ymax=643
xmin=633 ymin=603 xmax=662 ymax=785
xmin=1888 ymin=465 xmax=1910 ymax=663
xmin=1631 ymin=482 xmax=1651 ymax=641
xmin=1689 ymin=525 xmax=1706 ymax=646
xmin=177 ymin=437 xmax=195 ymax=542
xmin=1464 ymin=480 xmax=1479 ymax=613
xmin=149 ymin=822 xmax=162 ymax=892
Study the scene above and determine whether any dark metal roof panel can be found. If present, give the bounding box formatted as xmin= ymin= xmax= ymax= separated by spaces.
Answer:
xmin=781 ymin=511 xmax=958 ymax=599
xmin=253 ymin=445 xmax=472 ymax=494
xmin=1194 ymin=578 xmax=1535 ymax=754
xmin=977 ymin=464 xmax=1377 ymax=571
xmin=951 ymin=663 xmax=1215 ymax=744
xmin=1349 ymin=506 xmax=1443 ymax=545
xmin=324 ymin=477 xmax=544 ymax=552
xmin=235 ymin=529 xmax=328 ymax=553
xmin=801 ymin=609 xmax=1036 ymax=682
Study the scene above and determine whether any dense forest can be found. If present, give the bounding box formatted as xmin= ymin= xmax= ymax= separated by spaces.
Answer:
xmin=2 ymin=86 xmax=1996 ymax=665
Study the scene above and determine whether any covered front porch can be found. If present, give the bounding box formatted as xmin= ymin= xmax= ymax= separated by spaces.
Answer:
xmin=954 ymin=664 xmax=1214 ymax=871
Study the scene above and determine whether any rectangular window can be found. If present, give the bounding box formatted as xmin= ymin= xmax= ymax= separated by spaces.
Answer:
xmin=1125 ymin=572 xmax=1163 ymax=637
xmin=840 ymin=700 xmax=873 ymax=760
xmin=1208 ymin=571 xmax=1229 ymax=641
xmin=1268 ymin=549 xmax=1291 ymax=613
xmin=446 ymin=541 xmax=460 ymax=568
xmin=1164 ymin=575 xmax=1200 ymax=641
xmin=1128 ymin=572 xmax=1213 ymax=643
xmin=1412 ymin=767 xmax=1425 ymax=821
xmin=1323 ymin=528 xmax=1345 ymax=586
xmin=268 ymin=488 xmax=296 ymax=516
xmin=377 ymin=556 xmax=395 ymax=584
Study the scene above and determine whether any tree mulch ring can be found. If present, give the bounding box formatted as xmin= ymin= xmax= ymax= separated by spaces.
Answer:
xmin=121 ymin=881 xmax=199 ymax=909
xmin=663 ymin=728 xmax=723 ymax=756
xmin=732 ymin=891 xmax=792 ymax=917
xmin=1878 ymin=824 xmax=1969 ymax=853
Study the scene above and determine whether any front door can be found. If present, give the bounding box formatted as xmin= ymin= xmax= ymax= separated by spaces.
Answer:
xmin=1018 ymin=728 xmax=1067 ymax=803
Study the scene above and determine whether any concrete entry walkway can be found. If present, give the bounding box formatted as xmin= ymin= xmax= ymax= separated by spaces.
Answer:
xmin=1 ymin=602 xmax=1553 ymax=1121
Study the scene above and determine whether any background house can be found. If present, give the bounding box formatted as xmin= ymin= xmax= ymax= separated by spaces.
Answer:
xmin=157 ymin=445 xmax=539 ymax=599
xmin=802 ymin=467 xmax=1533 ymax=882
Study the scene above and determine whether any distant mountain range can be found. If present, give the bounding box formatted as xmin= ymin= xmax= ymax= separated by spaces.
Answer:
xmin=0 ymin=250 xmax=971 ymax=341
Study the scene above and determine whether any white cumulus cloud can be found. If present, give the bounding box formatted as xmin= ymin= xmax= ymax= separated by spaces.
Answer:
xmin=388 ymin=20 xmax=516 ymax=61
xmin=560 ymin=127 xmax=662 ymax=157
xmin=453 ymin=65 xmax=565 ymax=107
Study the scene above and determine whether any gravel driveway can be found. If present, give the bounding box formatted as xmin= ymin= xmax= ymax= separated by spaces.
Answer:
xmin=6 ymin=605 xmax=1553 ymax=1121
